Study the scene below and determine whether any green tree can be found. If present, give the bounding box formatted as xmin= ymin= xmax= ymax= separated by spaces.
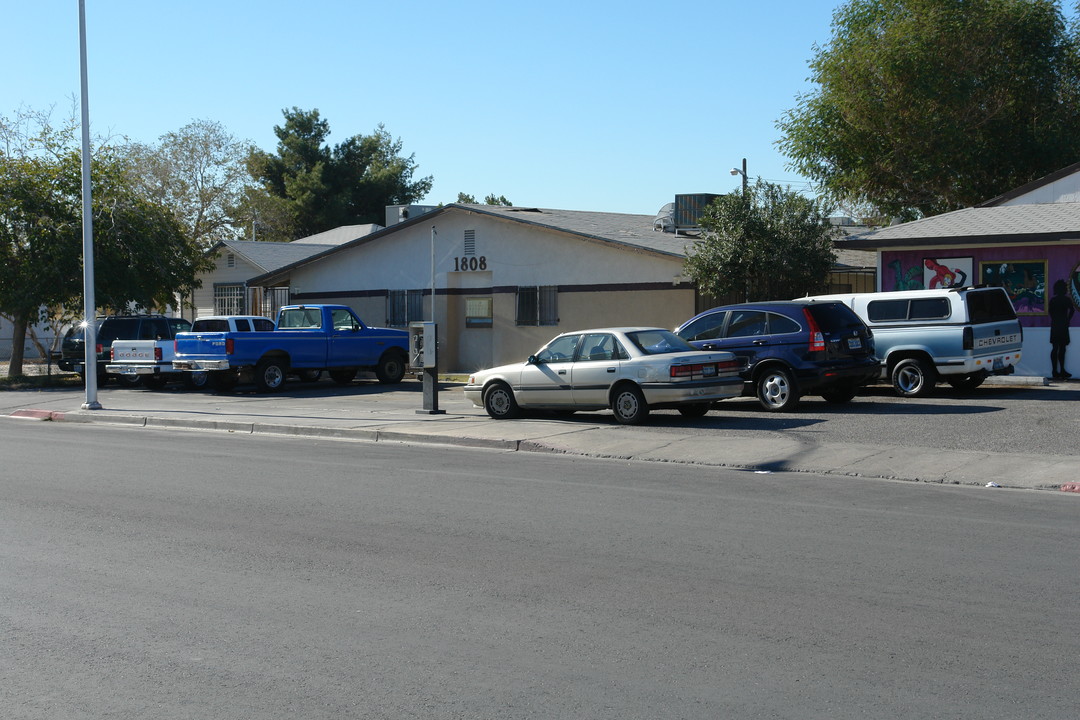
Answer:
xmin=125 ymin=119 xmax=252 ymax=247
xmin=456 ymin=192 xmax=513 ymax=206
xmin=683 ymin=180 xmax=838 ymax=302
xmin=247 ymin=108 xmax=433 ymax=237
xmin=777 ymin=0 xmax=1080 ymax=220
xmin=0 ymin=108 xmax=213 ymax=376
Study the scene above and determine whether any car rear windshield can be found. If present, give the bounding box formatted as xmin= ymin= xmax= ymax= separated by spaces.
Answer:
xmin=193 ymin=319 xmax=229 ymax=332
xmin=804 ymin=303 xmax=864 ymax=332
xmin=966 ymin=288 xmax=1017 ymax=323
xmin=626 ymin=330 xmax=698 ymax=355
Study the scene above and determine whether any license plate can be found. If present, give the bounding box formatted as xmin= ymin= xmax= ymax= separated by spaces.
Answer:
xmin=993 ymin=357 xmax=1004 ymax=371
xmin=847 ymin=337 xmax=862 ymax=350
xmin=703 ymin=365 xmax=717 ymax=376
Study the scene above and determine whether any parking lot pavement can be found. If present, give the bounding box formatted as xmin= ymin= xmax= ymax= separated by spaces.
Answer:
xmin=3 ymin=375 xmax=1079 ymax=492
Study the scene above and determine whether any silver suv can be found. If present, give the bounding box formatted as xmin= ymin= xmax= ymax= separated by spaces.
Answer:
xmin=802 ymin=287 xmax=1022 ymax=396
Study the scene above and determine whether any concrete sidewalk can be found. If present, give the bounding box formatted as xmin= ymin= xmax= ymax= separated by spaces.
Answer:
xmin=3 ymin=377 xmax=1077 ymax=493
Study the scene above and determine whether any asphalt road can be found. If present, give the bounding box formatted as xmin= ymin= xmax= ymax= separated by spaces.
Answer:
xmin=3 ymin=421 xmax=1079 ymax=719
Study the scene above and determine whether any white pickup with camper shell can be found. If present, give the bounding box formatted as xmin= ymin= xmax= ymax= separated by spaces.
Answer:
xmin=801 ymin=286 xmax=1023 ymax=397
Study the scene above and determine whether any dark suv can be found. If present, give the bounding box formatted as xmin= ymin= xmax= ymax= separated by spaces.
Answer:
xmin=59 ymin=315 xmax=192 ymax=384
xmin=674 ymin=300 xmax=879 ymax=411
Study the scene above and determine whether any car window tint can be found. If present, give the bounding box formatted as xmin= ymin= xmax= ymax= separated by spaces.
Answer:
xmin=867 ymin=300 xmax=908 ymax=322
xmin=169 ymin=318 xmax=191 ymax=335
xmin=193 ymin=319 xmax=228 ymax=332
xmin=767 ymin=313 xmax=801 ymax=334
xmin=726 ymin=310 xmax=768 ymax=338
xmin=908 ymin=298 xmax=950 ymax=320
xmin=805 ymin=303 xmax=864 ymax=331
xmin=626 ymin=330 xmax=697 ymax=355
xmin=103 ymin=318 xmax=139 ymax=343
xmin=966 ymin=289 xmax=1017 ymax=322
xmin=580 ymin=333 xmax=616 ymax=361
xmin=537 ymin=335 xmax=580 ymax=362
xmin=677 ymin=312 xmax=726 ymax=342
xmin=235 ymin=319 xmax=252 ymax=332
xmin=253 ymin=318 xmax=275 ymax=331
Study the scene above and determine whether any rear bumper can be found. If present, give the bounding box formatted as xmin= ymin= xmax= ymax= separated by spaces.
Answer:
xmin=174 ymin=359 xmax=231 ymax=371
xmin=105 ymin=364 xmax=176 ymax=376
xmin=641 ymin=376 xmax=744 ymax=405
xmin=791 ymin=360 xmax=881 ymax=391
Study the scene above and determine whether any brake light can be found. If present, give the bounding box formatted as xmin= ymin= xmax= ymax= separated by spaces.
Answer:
xmin=225 ymin=337 xmax=234 ymax=355
xmin=803 ymin=308 xmax=825 ymax=352
xmin=670 ymin=360 xmax=738 ymax=378
xmin=96 ymin=343 xmax=103 ymax=355
xmin=110 ymin=346 xmax=115 ymax=361
xmin=962 ymin=326 xmax=973 ymax=350
xmin=154 ymin=347 xmax=162 ymax=362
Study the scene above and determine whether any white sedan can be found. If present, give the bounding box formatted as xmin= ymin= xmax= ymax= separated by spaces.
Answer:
xmin=463 ymin=327 xmax=743 ymax=425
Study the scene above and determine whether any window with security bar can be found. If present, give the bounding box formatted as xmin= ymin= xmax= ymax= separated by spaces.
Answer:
xmin=515 ymin=286 xmax=558 ymax=326
xmin=388 ymin=289 xmax=425 ymax=326
xmin=214 ymin=284 xmax=245 ymax=315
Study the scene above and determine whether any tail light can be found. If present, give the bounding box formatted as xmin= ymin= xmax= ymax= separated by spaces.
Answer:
xmin=225 ymin=337 xmax=235 ymax=355
xmin=110 ymin=346 xmax=115 ymax=361
xmin=154 ymin=347 xmax=163 ymax=361
xmin=670 ymin=359 xmax=739 ymax=378
xmin=96 ymin=343 xmax=103 ymax=355
xmin=174 ymin=339 xmax=179 ymax=354
xmin=962 ymin=326 xmax=973 ymax=350
xmin=802 ymin=308 xmax=825 ymax=352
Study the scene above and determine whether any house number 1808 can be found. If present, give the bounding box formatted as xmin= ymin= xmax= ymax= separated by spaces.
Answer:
xmin=453 ymin=256 xmax=488 ymax=271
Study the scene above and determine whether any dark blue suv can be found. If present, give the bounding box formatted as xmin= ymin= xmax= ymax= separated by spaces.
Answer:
xmin=674 ymin=300 xmax=879 ymax=411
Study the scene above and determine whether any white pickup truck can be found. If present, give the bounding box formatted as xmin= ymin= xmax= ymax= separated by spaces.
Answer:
xmin=106 ymin=315 xmax=276 ymax=390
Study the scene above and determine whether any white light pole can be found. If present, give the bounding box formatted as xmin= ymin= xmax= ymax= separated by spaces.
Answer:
xmin=729 ymin=157 xmax=748 ymax=196
xmin=79 ymin=0 xmax=101 ymax=410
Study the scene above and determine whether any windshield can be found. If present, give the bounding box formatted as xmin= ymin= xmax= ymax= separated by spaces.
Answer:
xmin=626 ymin=329 xmax=698 ymax=355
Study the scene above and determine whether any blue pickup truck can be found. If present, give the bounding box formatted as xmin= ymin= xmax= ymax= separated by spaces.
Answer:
xmin=173 ymin=304 xmax=410 ymax=392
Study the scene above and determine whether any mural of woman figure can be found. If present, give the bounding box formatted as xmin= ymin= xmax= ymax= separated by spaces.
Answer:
xmin=1049 ymin=279 xmax=1075 ymax=379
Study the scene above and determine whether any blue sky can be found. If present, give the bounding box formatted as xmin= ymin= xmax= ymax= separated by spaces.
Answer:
xmin=5 ymin=1 xmax=849 ymax=216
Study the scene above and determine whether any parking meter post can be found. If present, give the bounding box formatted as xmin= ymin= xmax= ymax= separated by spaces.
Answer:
xmin=414 ymin=322 xmax=445 ymax=415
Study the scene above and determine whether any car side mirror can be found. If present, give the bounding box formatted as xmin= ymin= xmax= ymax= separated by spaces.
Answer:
xmin=527 ymin=355 xmax=540 ymax=365
xmin=702 ymin=343 xmax=718 ymax=351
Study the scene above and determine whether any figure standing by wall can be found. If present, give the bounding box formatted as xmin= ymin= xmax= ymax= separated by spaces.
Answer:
xmin=1049 ymin=279 xmax=1075 ymax=379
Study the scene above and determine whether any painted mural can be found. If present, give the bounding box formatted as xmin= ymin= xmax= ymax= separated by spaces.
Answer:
xmin=1072 ymin=262 xmax=1080 ymax=308
xmin=980 ymin=260 xmax=1047 ymax=315
xmin=923 ymin=257 xmax=972 ymax=289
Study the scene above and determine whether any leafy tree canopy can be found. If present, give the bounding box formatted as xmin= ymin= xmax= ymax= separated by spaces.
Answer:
xmin=777 ymin=0 xmax=1080 ymax=220
xmin=0 ymin=108 xmax=213 ymax=375
xmin=248 ymin=108 xmax=433 ymax=238
xmin=456 ymin=192 xmax=513 ymax=206
xmin=683 ymin=180 xmax=838 ymax=302
xmin=125 ymin=119 xmax=252 ymax=248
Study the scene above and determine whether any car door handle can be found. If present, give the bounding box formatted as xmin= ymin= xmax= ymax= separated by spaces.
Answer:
xmin=558 ymin=369 xmax=567 ymax=375
xmin=752 ymin=339 xmax=768 ymax=345
xmin=607 ymin=367 xmax=616 ymax=373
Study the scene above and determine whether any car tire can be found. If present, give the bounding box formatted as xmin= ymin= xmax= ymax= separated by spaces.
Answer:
xmin=756 ymin=367 xmax=800 ymax=412
xmin=611 ymin=384 xmax=649 ymax=425
xmin=820 ymin=384 xmax=858 ymax=404
xmin=483 ymin=382 xmax=520 ymax=419
xmin=141 ymin=375 xmax=169 ymax=390
xmin=254 ymin=358 xmax=287 ymax=393
xmin=892 ymin=358 xmax=935 ymax=398
xmin=117 ymin=374 xmax=141 ymax=388
xmin=677 ymin=403 xmax=710 ymax=418
xmin=297 ymin=369 xmax=322 ymax=383
xmin=946 ymin=373 xmax=985 ymax=393
xmin=330 ymin=369 xmax=357 ymax=385
xmin=183 ymin=371 xmax=210 ymax=391
xmin=375 ymin=352 xmax=406 ymax=384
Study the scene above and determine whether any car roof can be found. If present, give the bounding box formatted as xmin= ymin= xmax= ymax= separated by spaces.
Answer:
xmin=555 ymin=327 xmax=666 ymax=336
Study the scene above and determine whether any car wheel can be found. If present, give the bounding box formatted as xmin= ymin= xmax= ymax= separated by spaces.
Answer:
xmin=611 ymin=384 xmax=649 ymax=425
xmin=946 ymin=373 xmax=985 ymax=393
xmin=141 ymin=375 xmax=169 ymax=390
xmin=677 ymin=403 xmax=710 ymax=418
xmin=330 ymin=369 xmax=357 ymax=385
xmin=254 ymin=358 xmax=287 ymax=393
xmin=820 ymin=384 xmax=858 ymax=404
xmin=183 ymin=371 xmax=210 ymax=391
xmin=297 ymin=369 xmax=322 ymax=383
xmin=116 ymin=374 xmax=141 ymax=388
xmin=756 ymin=367 xmax=800 ymax=412
xmin=375 ymin=352 xmax=406 ymax=384
xmin=483 ymin=382 xmax=520 ymax=419
xmin=891 ymin=358 xmax=935 ymax=398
